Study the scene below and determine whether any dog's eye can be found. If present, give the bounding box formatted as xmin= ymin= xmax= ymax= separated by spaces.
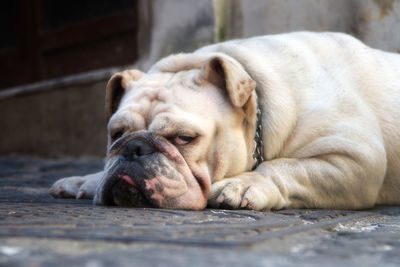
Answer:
xmin=111 ymin=131 xmax=124 ymax=142
xmin=173 ymin=135 xmax=196 ymax=146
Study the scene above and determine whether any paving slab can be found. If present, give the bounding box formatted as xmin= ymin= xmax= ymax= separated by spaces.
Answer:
xmin=0 ymin=157 xmax=399 ymax=267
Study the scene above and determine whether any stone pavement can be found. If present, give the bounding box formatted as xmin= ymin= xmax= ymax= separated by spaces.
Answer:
xmin=0 ymin=157 xmax=399 ymax=267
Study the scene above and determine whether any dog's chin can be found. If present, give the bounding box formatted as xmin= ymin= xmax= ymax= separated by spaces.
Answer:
xmin=110 ymin=179 xmax=153 ymax=207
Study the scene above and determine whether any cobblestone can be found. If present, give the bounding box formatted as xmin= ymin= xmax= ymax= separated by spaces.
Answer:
xmin=0 ymin=157 xmax=399 ymax=266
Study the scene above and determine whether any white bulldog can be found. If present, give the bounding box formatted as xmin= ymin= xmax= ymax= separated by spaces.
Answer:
xmin=49 ymin=32 xmax=400 ymax=210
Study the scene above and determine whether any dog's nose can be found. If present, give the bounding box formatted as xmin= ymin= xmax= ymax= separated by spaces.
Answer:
xmin=120 ymin=138 xmax=156 ymax=161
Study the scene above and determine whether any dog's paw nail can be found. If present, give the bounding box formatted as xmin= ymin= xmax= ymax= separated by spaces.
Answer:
xmin=76 ymin=190 xmax=86 ymax=199
xmin=48 ymin=188 xmax=55 ymax=196
xmin=217 ymin=194 xmax=225 ymax=204
xmin=54 ymin=188 xmax=64 ymax=195
xmin=240 ymin=198 xmax=249 ymax=208
xmin=48 ymin=187 xmax=64 ymax=198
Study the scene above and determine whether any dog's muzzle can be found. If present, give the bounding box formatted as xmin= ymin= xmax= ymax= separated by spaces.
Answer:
xmin=94 ymin=133 xmax=163 ymax=207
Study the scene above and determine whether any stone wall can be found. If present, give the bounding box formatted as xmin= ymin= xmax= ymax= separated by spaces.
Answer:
xmin=212 ymin=0 xmax=400 ymax=52
xmin=0 ymin=79 xmax=108 ymax=157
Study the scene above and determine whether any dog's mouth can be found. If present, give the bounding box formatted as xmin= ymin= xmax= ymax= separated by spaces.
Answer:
xmin=93 ymin=132 xmax=209 ymax=210
xmin=97 ymin=160 xmax=154 ymax=207
xmin=95 ymin=154 xmax=174 ymax=208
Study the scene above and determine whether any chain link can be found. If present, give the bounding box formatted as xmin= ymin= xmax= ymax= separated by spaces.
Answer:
xmin=252 ymin=107 xmax=264 ymax=170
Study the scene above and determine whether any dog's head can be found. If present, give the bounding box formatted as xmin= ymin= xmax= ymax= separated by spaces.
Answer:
xmin=93 ymin=53 xmax=257 ymax=209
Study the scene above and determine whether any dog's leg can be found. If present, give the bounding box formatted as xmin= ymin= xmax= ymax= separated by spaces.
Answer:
xmin=209 ymin=152 xmax=386 ymax=210
xmin=48 ymin=171 xmax=103 ymax=199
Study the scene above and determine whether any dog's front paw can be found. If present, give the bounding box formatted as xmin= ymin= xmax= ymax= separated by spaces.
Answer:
xmin=48 ymin=173 xmax=99 ymax=199
xmin=208 ymin=175 xmax=269 ymax=210
xmin=48 ymin=176 xmax=86 ymax=198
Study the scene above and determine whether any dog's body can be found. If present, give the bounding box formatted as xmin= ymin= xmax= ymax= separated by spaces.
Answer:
xmin=49 ymin=32 xmax=400 ymax=210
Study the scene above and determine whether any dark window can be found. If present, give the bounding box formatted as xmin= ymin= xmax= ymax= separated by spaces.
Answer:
xmin=0 ymin=0 xmax=138 ymax=90
xmin=0 ymin=1 xmax=16 ymax=50
xmin=42 ymin=0 xmax=134 ymax=30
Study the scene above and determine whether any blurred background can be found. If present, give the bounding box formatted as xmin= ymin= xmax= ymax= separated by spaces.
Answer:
xmin=1 ymin=0 xmax=399 ymax=158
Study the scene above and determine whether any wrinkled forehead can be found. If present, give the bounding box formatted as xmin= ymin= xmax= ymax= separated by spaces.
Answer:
xmin=109 ymin=69 xmax=226 ymax=133
xmin=121 ymin=70 xmax=200 ymax=105
xmin=138 ymin=70 xmax=199 ymax=91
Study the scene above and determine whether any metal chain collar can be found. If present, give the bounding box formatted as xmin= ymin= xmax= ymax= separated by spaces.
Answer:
xmin=252 ymin=106 xmax=264 ymax=170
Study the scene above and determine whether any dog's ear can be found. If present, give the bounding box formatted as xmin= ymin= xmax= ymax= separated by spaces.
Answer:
xmin=105 ymin=69 xmax=144 ymax=122
xmin=202 ymin=56 xmax=256 ymax=107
